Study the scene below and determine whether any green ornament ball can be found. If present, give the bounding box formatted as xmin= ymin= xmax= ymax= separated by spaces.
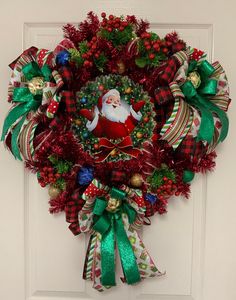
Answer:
xmin=183 ymin=170 xmax=195 ymax=183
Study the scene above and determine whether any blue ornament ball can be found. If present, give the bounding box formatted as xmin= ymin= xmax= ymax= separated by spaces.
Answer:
xmin=56 ymin=50 xmax=70 ymax=65
xmin=145 ymin=193 xmax=157 ymax=204
xmin=80 ymin=97 xmax=87 ymax=104
xmin=77 ymin=167 xmax=94 ymax=186
xmin=82 ymin=132 xmax=89 ymax=139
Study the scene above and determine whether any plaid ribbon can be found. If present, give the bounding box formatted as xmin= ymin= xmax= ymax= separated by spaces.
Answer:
xmin=155 ymin=51 xmax=189 ymax=105
xmin=59 ymin=66 xmax=73 ymax=86
xmin=155 ymin=86 xmax=174 ymax=105
xmin=61 ymin=90 xmax=77 ymax=113
xmin=176 ymin=135 xmax=206 ymax=161
xmin=111 ymin=170 xmax=126 ymax=183
xmin=65 ymin=189 xmax=85 ymax=235
xmin=157 ymin=56 xmax=180 ymax=85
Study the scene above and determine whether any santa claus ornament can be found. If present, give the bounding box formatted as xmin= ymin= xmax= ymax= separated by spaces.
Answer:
xmin=1 ymin=12 xmax=231 ymax=291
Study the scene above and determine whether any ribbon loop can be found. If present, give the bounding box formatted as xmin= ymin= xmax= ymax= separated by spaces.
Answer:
xmin=181 ymin=59 xmax=229 ymax=144
xmin=22 ymin=61 xmax=42 ymax=80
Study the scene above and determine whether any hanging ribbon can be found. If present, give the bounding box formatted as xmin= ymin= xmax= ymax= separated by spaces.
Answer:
xmin=181 ymin=60 xmax=229 ymax=144
xmin=95 ymin=136 xmax=140 ymax=162
xmin=92 ymin=187 xmax=141 ymax=286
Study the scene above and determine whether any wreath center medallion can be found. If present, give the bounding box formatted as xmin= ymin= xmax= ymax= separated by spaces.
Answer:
xmin=74 ymin=75 xmax=155 ymax=162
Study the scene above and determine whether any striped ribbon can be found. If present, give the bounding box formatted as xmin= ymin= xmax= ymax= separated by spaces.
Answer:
xmin=160 ymin=97 xmax=193 ymax=149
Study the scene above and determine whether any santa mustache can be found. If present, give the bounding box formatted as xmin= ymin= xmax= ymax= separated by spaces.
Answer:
xmin=101 ymin=100 xmax=130 ymax=123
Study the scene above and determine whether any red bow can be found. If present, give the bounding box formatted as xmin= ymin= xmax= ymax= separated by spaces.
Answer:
xmin=95 ymin=136 xmax=140 ymax=162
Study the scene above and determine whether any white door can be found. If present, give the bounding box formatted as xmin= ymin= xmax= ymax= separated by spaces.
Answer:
xmin=0 ymin=1 xmax=235 ymax=300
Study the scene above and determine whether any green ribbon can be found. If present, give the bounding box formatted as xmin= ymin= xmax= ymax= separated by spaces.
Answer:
xmin=22 ymin=61 xmax=51 ymax=82
xmin=181 ymin=60 xmax=229 ymax=144
xmin=93 ymin=187 xmax=141 ymax=287
xmin=1 ymin=62 xmax=52 ymax=160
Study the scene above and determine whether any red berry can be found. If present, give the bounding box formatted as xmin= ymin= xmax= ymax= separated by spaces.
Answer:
xmin=145 ymin=32 xmax=151 ymax=39
xmin=83 ymin=60 xmax=90 ymax=67
xmin=145 ymin=45 xmax=151 ymax=50
xmin=163 ymin=177 xmax=168 ymax=181
xmin=101 ymin=12 xmax=106 ymax=18
xmin=92 ymin=36 xmax=97 ymax=42
xmin=95 ymin=53 xmax=100 ymax=58
xmin=168 ymin=180 xmax=172 ymax=184
xmin=101 ymin=21 xmax=106 ymax=27
xmin=149 ymin=53 xmax=155 ymax=59
xmin=108 ymin=27 xmax=112 ymax=32
xmin=175 ymin=191 xmax=180 ymax=196
xmin=82 ymin=53 xmax=88 ymax=59
xmin=120 ymin=26 xmax=124 ymax=31
xmin=162 ymin=47 xmax=168 ymax=54
xmin=153 ymin=43 xmax=160 ymax=51
xmin=109 ymin=14 xmax=114 ymax=20
xmin=91 ymin=44 xmax=97 ymax=50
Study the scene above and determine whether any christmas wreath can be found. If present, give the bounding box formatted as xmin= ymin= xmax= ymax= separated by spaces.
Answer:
xmin=1 ymin=12 xmax=230 ymax=291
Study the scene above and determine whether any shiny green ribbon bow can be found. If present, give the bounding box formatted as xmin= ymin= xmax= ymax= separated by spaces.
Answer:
xmin=1 ymin=62 xmax=52 ymax=160
xmin=93 ymin=187 xmax=141 ymax=287
xmin=181 ymin=60 xmax=229 ymax=144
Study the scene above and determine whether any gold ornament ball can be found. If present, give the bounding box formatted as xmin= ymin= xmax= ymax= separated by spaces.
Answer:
xmin=117 ymin=61 xmax=126 ymax=74
xmin=48 ymin=185 xmax=61 ymax=199
xmin=130 ymin=173 xmax=143 ymax=188
xmin=28 ymin=77 xmax=45 ymax=95
xmin=74 ymin=119 xmax=82 ymax=126
xmin=125 ymin=87 xmax=132 ymax=94
xmin=136 ymin=132 xmax=143 ymax=139
xmin=187 ymin=71 xmax=201 ymax=89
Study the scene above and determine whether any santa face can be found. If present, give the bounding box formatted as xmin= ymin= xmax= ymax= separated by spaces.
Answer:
xmin=101 ymin=90 xmax=130 ymax=123
xmin=106 ymin=95 xmax=121 ymax=107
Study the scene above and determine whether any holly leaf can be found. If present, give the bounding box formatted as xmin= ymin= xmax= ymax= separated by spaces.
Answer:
xmin=135 ymin=57 xmax=147 ymax=68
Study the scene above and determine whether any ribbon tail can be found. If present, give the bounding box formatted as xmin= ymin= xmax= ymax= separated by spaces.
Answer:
xmin=101 ymin=218 xmax=116 ymax=286
xmin=11 ymin=115 xmax=27 ymax=160
xmin=126 ymin=225 xmax=163 ymax=279
xmin=1 ymin=104 xmax=28 ymax=141
xmin=115 ymin=216 xmax=141 ymax=285
xmin=205 ymin=100 xmax=229 ymax=142
xmin=192 ymin=95 xmax=215 ymax=144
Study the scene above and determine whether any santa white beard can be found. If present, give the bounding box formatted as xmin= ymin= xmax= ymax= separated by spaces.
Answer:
xmin=101 ymin=100 xmax=130 ymax=123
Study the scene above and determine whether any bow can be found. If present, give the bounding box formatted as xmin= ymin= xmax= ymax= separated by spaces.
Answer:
xmin=95 ymin=136 xmax=140 ymax=162
xmin=1 ymin=59 xmax=63 ymax=160
xmin=92 ymin=187 xmax=141 ymax=286
xmin=181 ymin=60 xmax=229 ymax=144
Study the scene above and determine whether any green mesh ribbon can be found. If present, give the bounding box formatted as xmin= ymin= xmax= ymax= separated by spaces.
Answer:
xmin=1 ymin=62 xmax=52 ymax=160
xmin=181 ymin=60 xmax=229 ymax=144
xmin=93 ymin=187 xmax=141 ymax=287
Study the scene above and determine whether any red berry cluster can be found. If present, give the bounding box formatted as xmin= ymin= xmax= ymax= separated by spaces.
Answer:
xmin=100 ymin=12 xmax=129 ymax=32
xmin=82 ymin=36 xmax=101 ymax=67
xmin=38 ymin=166 xmax=61 ymax=187
xmin=140 ymin=32 xmax=168 ymax=59
xmin=190 ymin=48 xmax=204 ymax=61
xmin=156 ymin=176 xmax=177 ymax=201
